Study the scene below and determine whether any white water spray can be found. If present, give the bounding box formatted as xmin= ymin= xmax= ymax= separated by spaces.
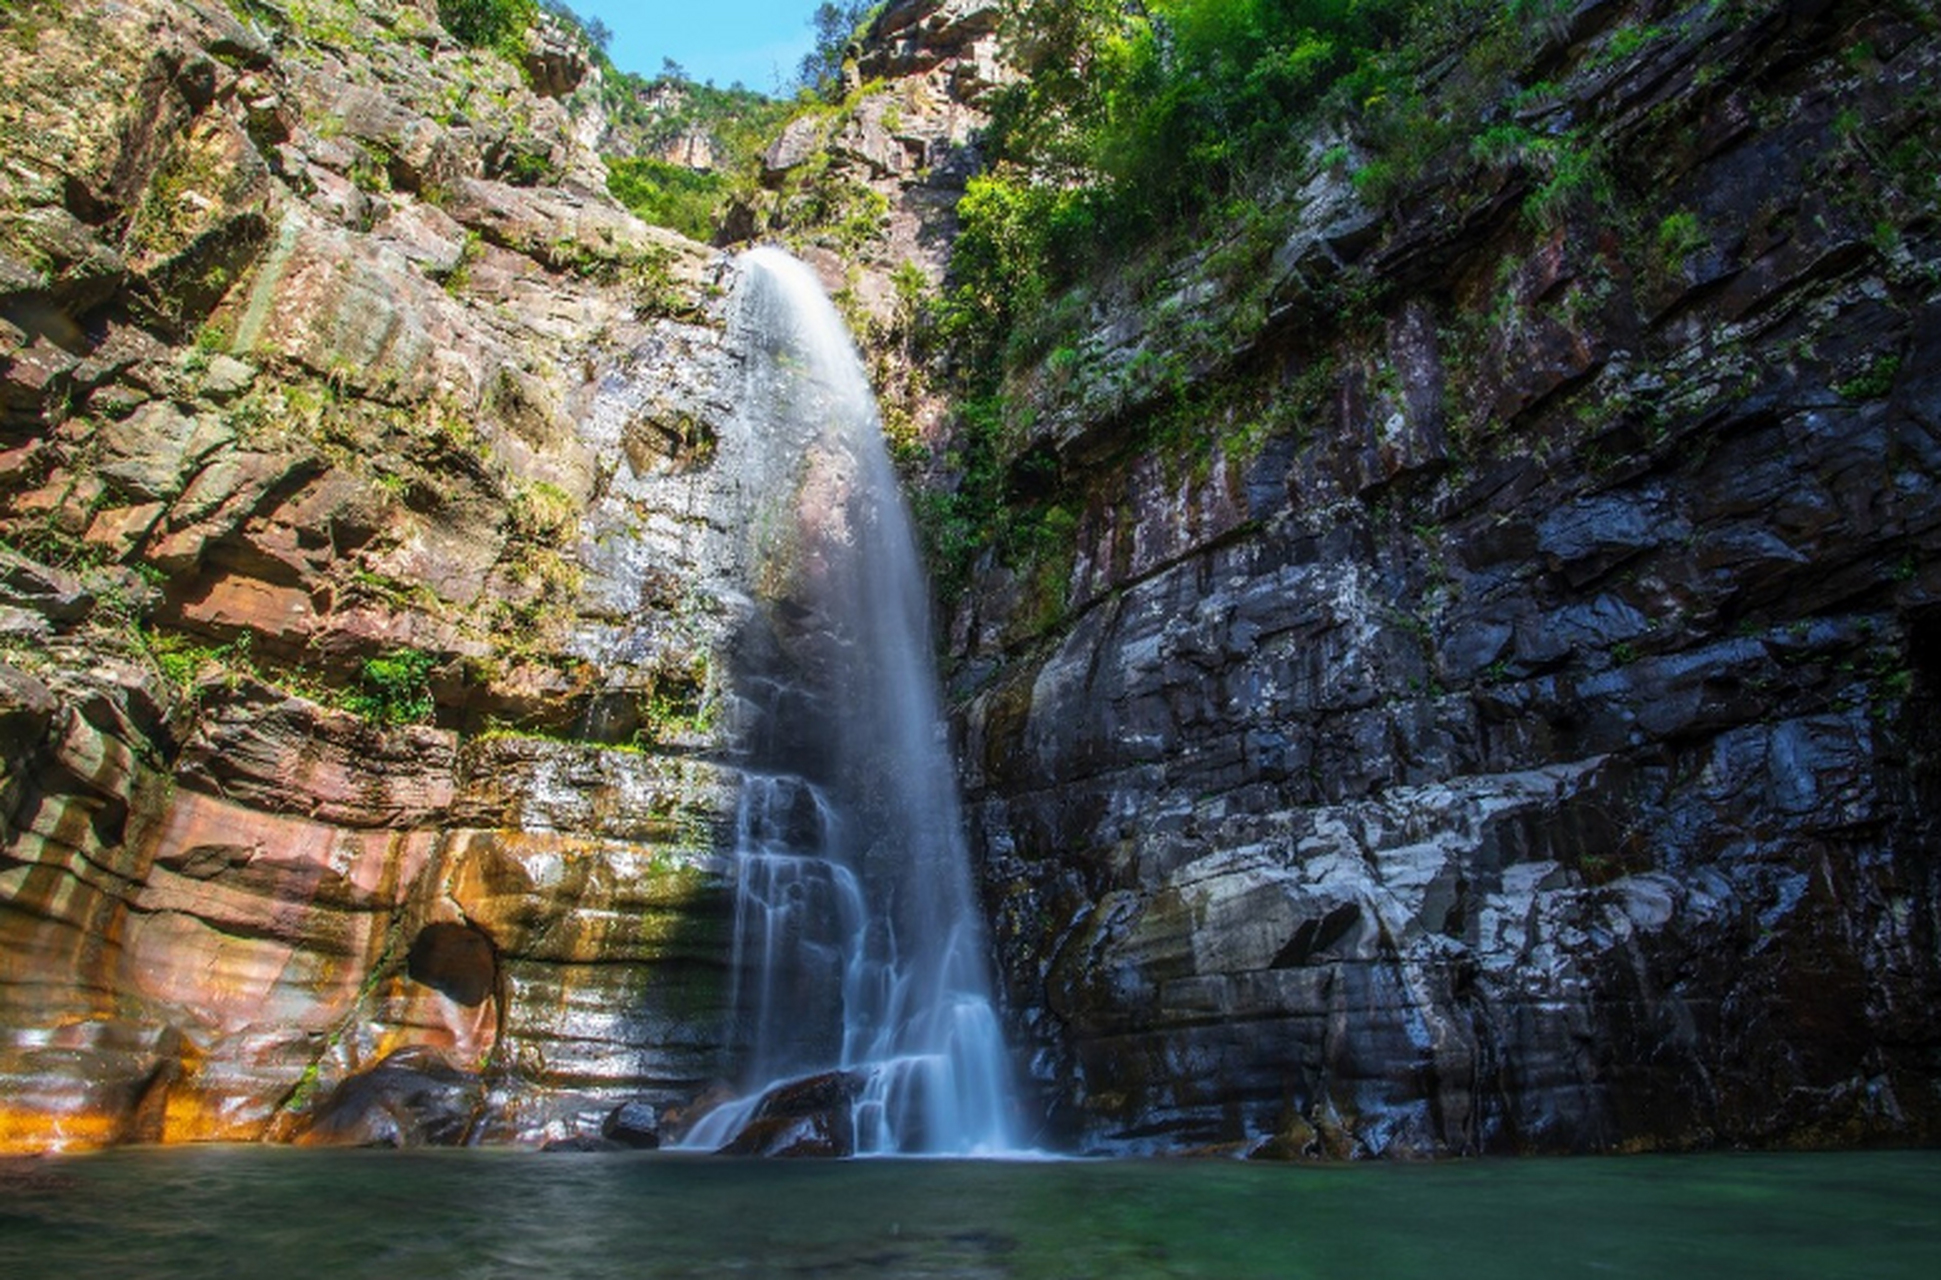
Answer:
xmin=681 ymin=248 xmax=1017 ymax=1156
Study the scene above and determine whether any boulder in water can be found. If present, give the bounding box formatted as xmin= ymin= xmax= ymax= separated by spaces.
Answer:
xmin=719 ymin=1070 xmax=865 ymax=1158
xmin=600 ymin=1100 xmax=662 ymax=1149
xmin=295 ymin=1048 xmax=483 ymax=1148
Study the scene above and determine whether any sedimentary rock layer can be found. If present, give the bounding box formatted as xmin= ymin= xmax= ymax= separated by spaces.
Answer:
xmin=952 ymin=0 xmax=1941 ymax=1155
xmin=0 ymin=0 xmax=742 ymax=1152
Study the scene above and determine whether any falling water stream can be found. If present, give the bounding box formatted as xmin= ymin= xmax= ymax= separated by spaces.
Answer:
xmin=677 ymin=248 xmax=1016 ymax=1155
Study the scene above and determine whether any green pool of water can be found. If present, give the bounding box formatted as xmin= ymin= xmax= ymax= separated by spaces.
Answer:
xmin=1 ymin=1147 xmax=1935 ymax=1278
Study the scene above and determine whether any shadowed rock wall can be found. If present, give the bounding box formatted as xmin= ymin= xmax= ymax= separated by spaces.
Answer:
xmin=950 ymin=0 xmax=1941 ymax=1154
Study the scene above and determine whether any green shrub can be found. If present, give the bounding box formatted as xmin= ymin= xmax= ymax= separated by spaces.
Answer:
xmin=908 ymin=392 xmax=1009 ymax=594
xmin=437 ymin=0 xmax=535 ymax=50
xmin=346 ymin=649 xmax=436 ymax=725
xmin=938 ymin=173 xmax=1096 ymax=371
xmin=985 ymin=0 xmax=1415 ymax=229
xmin=1467 ymin=120 xmax=1611 ymax=229
xmin=1521 ymin=134 xmax=1611 ymax=229
xmin=1836 ymin=355 xmax=1902 ymax=401
xmin=1655 ymin=211 xmax=1708 ymax=272
xmin=143 ymin=628 xmax=245 ymax=690
xmin=606 ymin=157 xmax=727 ymax=242
xmin=949 ymin=0 xmax=1423 ymax=378
xmin=508 ymin=479 xmax=577 ymax=545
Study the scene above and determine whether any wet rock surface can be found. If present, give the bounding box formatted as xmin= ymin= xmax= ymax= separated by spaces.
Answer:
xmin=717 ymin=1071 xmax=865 ymax=1159
xmin=297 ymin=1047 xmax=485 ymax=1148
xmin=599 ymin=1099 xmax=662 ymax=1149
xmin=0 ymin=0 xmax=744 ymax=1153
xmin=952 ymin=0 xmax=1941 ymax=1155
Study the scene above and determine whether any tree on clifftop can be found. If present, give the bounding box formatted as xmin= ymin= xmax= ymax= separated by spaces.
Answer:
xmin=799 ymin=2 xmax=885 ymax=99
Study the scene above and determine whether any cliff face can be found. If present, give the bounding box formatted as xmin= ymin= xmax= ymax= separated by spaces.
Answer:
xmin=727 ymin=0 xmax=1004 ymax=456
xmin=0 ymin=0 xmax=754 ymax=1151
xmin=4 ymin=0 xmax=1937 ymax=1162
xmin=949 ymin=0 xmax=1941 ymax=1154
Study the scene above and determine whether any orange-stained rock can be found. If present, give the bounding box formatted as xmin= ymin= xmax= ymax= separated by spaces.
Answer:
xmin=142 ymin=449 xmax=314 ymax=576
xmin=176 ymin=679 xmax=457 ymax=829
xmin=171 ymin=574 xmax=317 ymax=651
xmin=0 ymin=0 xmax=743 ymax=1157
xmin=83 ymin=502 xmax=167 ymax=558
xmin=0 ymin=672 xmax=736 ymax=1152
xmin=0 ymin=1104 xmax=125 ymax=1156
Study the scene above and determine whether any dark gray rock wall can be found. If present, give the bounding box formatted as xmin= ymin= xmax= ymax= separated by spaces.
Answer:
xmin=951 ymin=0 xmax=1941 ymax=1155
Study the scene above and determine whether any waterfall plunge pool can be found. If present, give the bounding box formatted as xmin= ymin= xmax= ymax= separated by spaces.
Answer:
xmin=3 ymin=1147 xmax=1936 ymax=1278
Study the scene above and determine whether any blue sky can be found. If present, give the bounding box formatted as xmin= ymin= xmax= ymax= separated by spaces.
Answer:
xmin=580 ymin=1 xmax=825 ymax=92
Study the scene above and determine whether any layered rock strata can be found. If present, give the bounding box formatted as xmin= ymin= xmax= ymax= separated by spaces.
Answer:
xmin=951 ymin=0 xmax=1941 ymax=1155
xmin=0 ymin=0 xmax=750 ymax=1151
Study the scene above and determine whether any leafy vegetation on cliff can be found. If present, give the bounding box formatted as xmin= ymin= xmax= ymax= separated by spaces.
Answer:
xmin=920 ymin=0 xmax=1941 ymax=622
xmin=928 ymin=0 xmax=1458 ymax=596
xmin=587 ymin=42 xmax=795 ymax=241
xmin=593 ymin=5 xmax=892 ymax=241
xmin=947 ymin=0 xmax=1471 ymax=371
xmin=605 ymin=157 xmax=725 ymax=242
xmin=437 ymin=0 xmax=536 ymax=50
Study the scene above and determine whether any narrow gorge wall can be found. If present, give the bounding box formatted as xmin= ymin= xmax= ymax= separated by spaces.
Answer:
xmin=948 ymin=0 xmax=1941 ymax=1155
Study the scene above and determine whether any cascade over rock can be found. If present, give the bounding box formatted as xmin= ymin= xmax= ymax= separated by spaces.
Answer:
xmin=674 ymin=248 xmax=1016 ymax=1156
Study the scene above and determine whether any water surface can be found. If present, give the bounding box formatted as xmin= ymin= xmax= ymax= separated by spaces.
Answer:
xmin=2 ymin=1147 xmax=1935 ymax=1278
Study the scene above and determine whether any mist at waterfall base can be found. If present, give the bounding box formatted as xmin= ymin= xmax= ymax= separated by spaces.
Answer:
xmin=7 ymin=1147 xmax=1938 ymax=1279
xmin=677 ymin=248 xmax=1015 ymax=1155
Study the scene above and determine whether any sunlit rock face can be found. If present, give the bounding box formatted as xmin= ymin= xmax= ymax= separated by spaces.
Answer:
xmin=0 ymin=665 xmax=739 ymax=1151
xmin=0 ymin=0 xmax=746 ymax=1152
xmin=950 ymin=2 xmax=1941 ymax=1155
xmin=861 ymin=1 xmax=1008 ymax=94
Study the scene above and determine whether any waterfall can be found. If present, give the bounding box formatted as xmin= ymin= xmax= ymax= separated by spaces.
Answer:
xmin=679 ymin=247 xmax=1017 ymax=1156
